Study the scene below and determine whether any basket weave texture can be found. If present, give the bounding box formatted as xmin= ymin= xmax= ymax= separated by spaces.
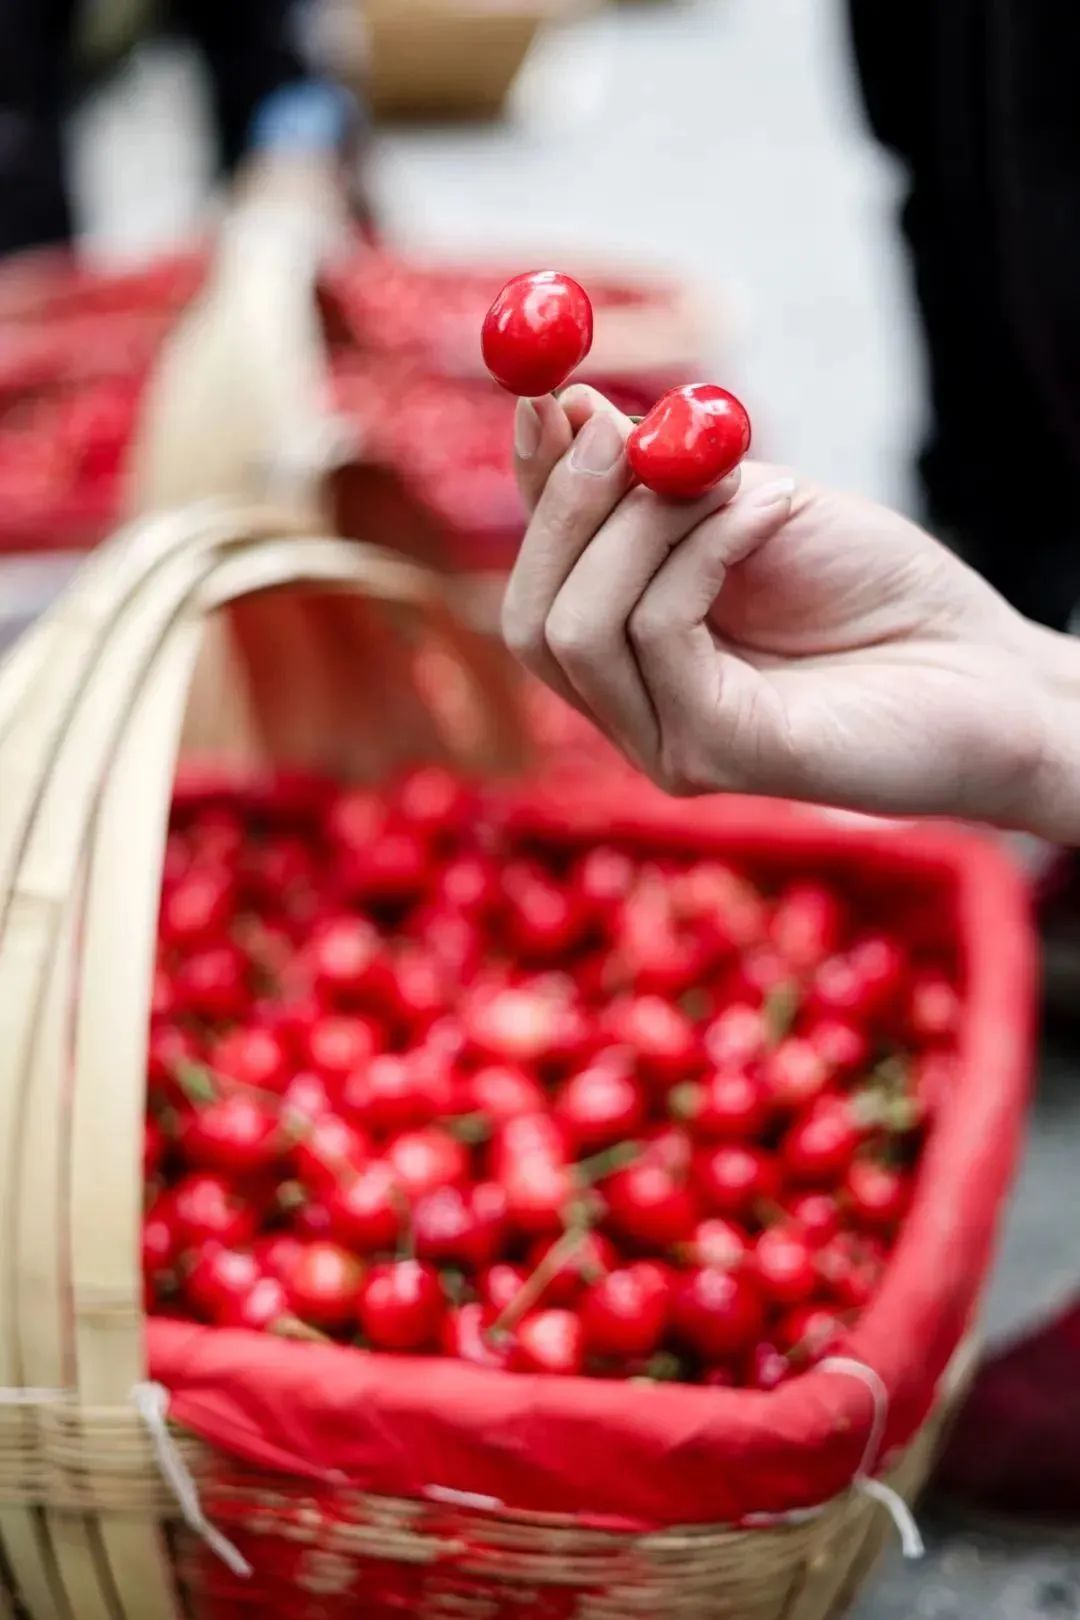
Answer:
xmin=0 ymin=503 xmax=997 ymax=1620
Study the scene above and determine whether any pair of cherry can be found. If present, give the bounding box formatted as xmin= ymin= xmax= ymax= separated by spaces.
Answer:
xmin=481 ymin=270 xmax=752 ymax=500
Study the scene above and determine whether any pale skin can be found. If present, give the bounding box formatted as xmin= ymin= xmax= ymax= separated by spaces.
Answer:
xmin=502 ymin=386 xmax=1080 ymax=846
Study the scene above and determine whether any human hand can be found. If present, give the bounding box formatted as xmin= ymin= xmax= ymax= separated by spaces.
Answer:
xmin=502 ymin=387 xmax=1066 ymax=837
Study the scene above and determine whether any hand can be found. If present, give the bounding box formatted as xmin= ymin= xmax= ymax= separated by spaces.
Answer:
xmin=502 ymin=387 xmax=1066 ymax=837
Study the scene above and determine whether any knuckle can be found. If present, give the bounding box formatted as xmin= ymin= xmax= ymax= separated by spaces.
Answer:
xmin=628 ymin=599 xmax=667 ymax=649
xmin=545 ymin=603 xmax=594 ymax=667
xmin=500 ymin=599 xmax=543 ymax=671
xmin=654 ymin=736 xmax=711 ymax=800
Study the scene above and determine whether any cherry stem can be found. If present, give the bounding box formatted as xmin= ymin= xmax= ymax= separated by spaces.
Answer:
xmin=573 ymin=1139 xmax=642 ymax=1186
xmin=270 ymin=1314 xmax=331 ymax=1345
xmin=487 ymin=1216 xmax=594 ymax=1339
xmin=763 ymin=981 xmax=800 ymax=1047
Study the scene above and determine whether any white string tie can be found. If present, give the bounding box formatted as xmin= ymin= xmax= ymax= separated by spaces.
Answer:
xmin=818 ymin=1356 xmax=925 ymax=1559
xmin=132 ymin=1382 xmax=253 ymax=1578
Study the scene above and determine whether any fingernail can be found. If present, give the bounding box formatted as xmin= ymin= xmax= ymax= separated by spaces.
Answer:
xmin=569 ymin=412 xmax=624 ymax=477
xmin=752 ymin=476 xmax=796 ymax=510
xmin=514 ymin=397 xmax=542 ymax=460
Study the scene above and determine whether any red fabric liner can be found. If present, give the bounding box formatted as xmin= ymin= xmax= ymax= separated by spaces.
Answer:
xmin=149 ymin=784 xmax=1036 ymax=1529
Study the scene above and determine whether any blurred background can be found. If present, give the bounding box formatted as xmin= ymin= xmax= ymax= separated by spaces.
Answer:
xmin=0 ymin=0 xmax=1078 ymax=1611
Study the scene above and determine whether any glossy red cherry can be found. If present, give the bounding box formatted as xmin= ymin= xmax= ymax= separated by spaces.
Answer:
xmin=142 ymin=1201 xmax=179 ymax=1284
xmin=342 ymin=1051 xmax=450 ymax=1134
xmin=761 ymin=1037 xmax=831 ymax=1112
xmin=286 ymin=1241 xmax=363 ymax=1329
xmin=601 ymin=995 xmax=699 ymax=1084
xmin=703 ymin=1003 xmax=769 ymax=1070
xmin=782 ymin=1191 xmax=841 ymax=1247
xmin=843 ymin=1158 xmax=911 ymax=1228
xmin=479 ymin=1263 xmax=530 ymax=1315
xmin=907 ymin=968 xmax=961 ymax=1044
xmin=412 ymin=1181 xmax=508 ymax=1269
xmin=386 ymin=1127 xmax=468 ymax=1200
xmin=178 ymin=1093 xmax=281 ymax=1176
xmin=209 ymin=1026 xmax=291 ymax=1094
xmin=815 ymin=1231 xmax=886 ymax=1309
xmin=185 ymin=1245 xmax=260 ymax=1318
xmin=782 ymin=1097 xmax=864 ymax=1182
xmin=581 ymin=1264 xmax=669 ymax=1358
xmin=752 ymin=1225 xmax=817 ymax=1305
xmin=324 ymin=1160 xmax=403 ymax=1252
xmin=442 ymin=1302 xmax=513 ymax=1369
xmin=305 ymin=1014 xmax=383 ymax=1085
xmin=554 ymin=1058 xmax=646 ymax=1152
xmin=769 ymin=881 xmax=845 ymax=973
xmin=672 ymin=1266 xmax=764 ymax=1359
xmin=293 ymin=1113 xmax=369 ymax=1192
xmin=466 ymin=1064 xmax=546 ymax=1124
xmin=144 ymin=1114 xmax=167 ymax=1181
xmin=253 ymin=1232 xmax=305 ymax=1287
xmin=604 ymin=1159 xmax=697 ymax=1247
xmin=173 ymin=945 xmax=249 ymax=1021
xmin=695 ymin=1144 xmax=779 ymax=1219
xmin=512 ymin=1308 xmax=586 ymax=1375
xmin=802 ymin=1015 xmax=870 ymax=1078
xmin=747 ymin=1340 xmax=791 ymax=1391
xmin=218 ymin=1274 xmax=290 ymax=1332
xmin=358 ymin=1260 xmax=445 ymax=1351
xmin=683 ymin=1217 xmax=750 ymax=1272
xmin=172 ymin=1173 xmax=257 ymax=1248
xmin=678 ymin=1069 xmax=768 ymax=1140
xmin=159 ymin=867 xmax=233 ymax=949
xmin=776 ymin=1304 xmax=845 ymax=1358
xmin=481 ymin=270 xmax=593 ymax=397
xmin=628 ymin=384 xmax=751 ymax=500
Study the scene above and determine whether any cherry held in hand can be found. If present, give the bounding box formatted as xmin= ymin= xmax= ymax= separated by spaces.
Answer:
xmin=481 ymin=270 xmax=594 ymax=397
xmin=628 ymin=383 xmax=751 ymax=499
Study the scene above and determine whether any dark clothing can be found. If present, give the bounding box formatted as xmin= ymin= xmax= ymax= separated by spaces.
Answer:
xmin=0 ymin=0 xmax=307 ymax=254
xmin=849 ymin=0 xmax=1080 ymax=629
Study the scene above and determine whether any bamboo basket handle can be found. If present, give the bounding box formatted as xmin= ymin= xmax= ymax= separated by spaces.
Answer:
xmin=0 ymin=506 xmax=524 ymax=1620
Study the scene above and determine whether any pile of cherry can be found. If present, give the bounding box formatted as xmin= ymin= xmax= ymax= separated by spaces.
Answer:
xmin=145 ymin=772 xmax=959 ymax=1388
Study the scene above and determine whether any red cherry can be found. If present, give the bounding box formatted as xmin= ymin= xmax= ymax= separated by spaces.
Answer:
xmin=280 ymin=1070 xmax=333 ymax=1128
xmin=286 ymin=1241 xmax=364 ymax=1329
xmin=752 ymin=1225 xmax=817 ymax=1305
xmin=172 ymin=1173 xmax=257 ymax=1248
xmin=411 ymin=906 xmax=484 ymax=982
xmin=185 ymin=1246 xmax=260 ymax=1318
xmin=604 ymin=1160 xmax=697 ymax=1247
xmin=726 ymin=946 xmax=794 ymax=1009
xmin=178 ymin=1093 xmax=281 ymax=1176
xmin=339 ymin=829 xmax=430 ymax=904
xmin=307 ymin=919 xmax=386 ymax=1003
xmin=305 ymin=1014 xmax=382 ymax=1084
xmin=218 ymin=1274 xmax=290 ymax=1332
xmin=695 ymin=1144 xmax=779 ymax=1218
xmin=142 ymin=1200 xmax=179 ymax=1283
xmin=148 ymin=1024 xmax=202 ymax=1100
xmin=209 ymin=1026 xmax=291 ymax=1093
xmin=802 ymin=1015 xmax=870 ymax=1078
xmin=512 ymin=1308 xmax=586 ymax=1376
xmin=358 ymin=1260 xmax=445 ymax=1351
xmin=342 ymin=1052 xmax=447 ymax=1134
xmin=601 ymin=995 xmax=700 ymax=1084
xmin=572 ymin=847 xmax=636 ymax=911
xmin=481 ymin=270 xmax=593 ymax=397
xmin=324 ymin=1160 xmax=403 ymax=1252
xmin=479 ymin=1263 xmax=530 ymax=1315
xmin=815 ymin=1231 xmax=886 ymax=1309
xmin=704 ymin=1004 xmax=769 ymax=1070
xmin=173 ymin=944 xmax=249 ymax=1021
xmin=674 ymin=863 xmax=767 ymax=950
xmin=682 ymin=1069 xmax=768 ymax=1140
xmin=386 ymin=1127 xmax=468 ymax=1200
xmin=413 ymin=1181 xmax=507 ymax=1268
xmin=500 ymin=1152 xmax=575 ymax=1237
xmin=683 ymin=1217 xmax=750 ymax=1271
xmin=847 ymin=933 xmax=906 ymax=1015
xmin=782 ymin=1191 xmax=841 ymax=1247
xmin=777 ymin=1304 xmax=845 ymax=1359
xmin=431 ymin=853 xmax=501 ymax=916
xmin=466 ymin=1065 xmax=546 ymax=1124
xmin=442 ymin=1302 xmax=512 ymax=1369
xmin=581 ymin=1264 xmax=669 ymax=1358
xmin=253 ymin=1232 xmax=305 ymax=1286
xmin=391 ymin=765 xmax=473 ymax=839
xmin=465 ymin=984 xmax=587 ymax=1069
xmin=628 ymin=384 xmax=751 ymax=500
xmin=554 ymin=1058 xmax=646 ymax=1152
xmin=747 ymin=1340 xmax=791 ymax=1390
xmin=503 ymin=863 xmax=590 ymax=960
xmin=762 ymin=1037 xmax=831 ymax=1111
xmin=384 ymin=946 xmax=451 ymax=1032
xmin=907 ymin=969 xmax=961 ymax=1044
xmin=782 ymin=1097 xmax=864 ymax=1182
xmin=291 ymin=1196 xmax=334 ymax=1240
xmin=526 ymin=1231 xmax=618 ymax=1306
xmin=293 ymin=1113 xmax=369 ymax=1192
xmin=159 ymin=867 xmax=233 ymax=948
xmin=843 ymin=1159 xmax=911 ymax=1228
xmin=672 ymin=1267 xmax=764 ymax=1358
xmin=769 ymin=881 xmax=845 ymax=973
xmin=324 ymin=788 xmax=385 ymax=852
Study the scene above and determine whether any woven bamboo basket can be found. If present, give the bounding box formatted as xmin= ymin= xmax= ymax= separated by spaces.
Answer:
xmin=0 ymin=493 xmax=983 ymax=1620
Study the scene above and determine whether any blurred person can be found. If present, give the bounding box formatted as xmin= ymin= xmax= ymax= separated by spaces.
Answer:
xmin=847 ymin=0 xmax=1080 ymax=634
xmin=0 ymin=0 xmax=369 ymax=255
xmin=501 ymin=383 xmax=1080 ymax=1520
